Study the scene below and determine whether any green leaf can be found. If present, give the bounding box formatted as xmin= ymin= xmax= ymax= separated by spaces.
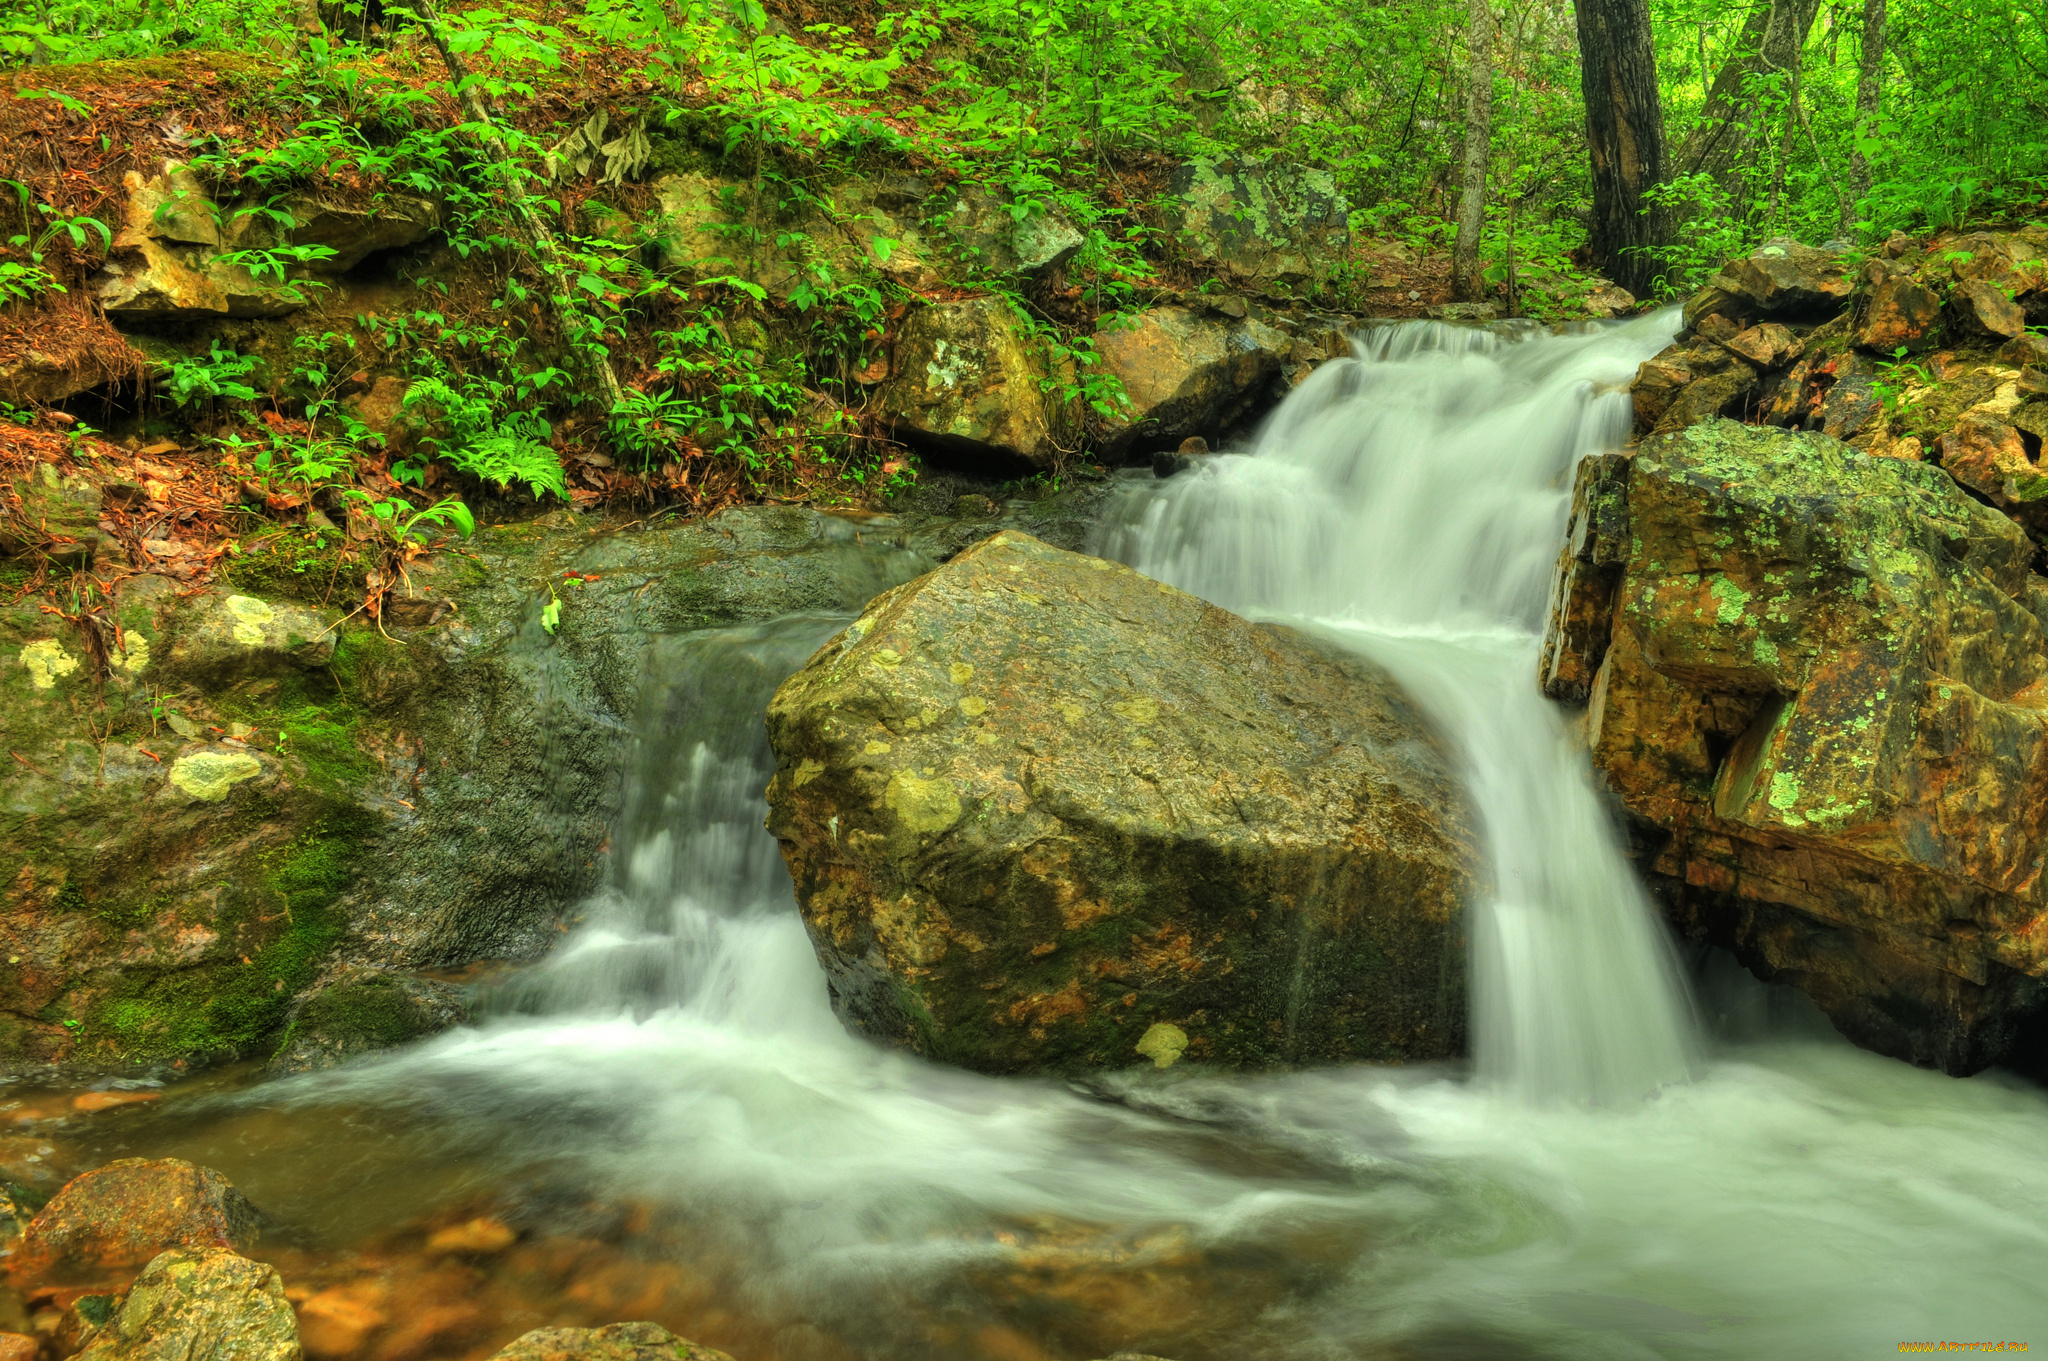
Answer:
xmin=540 ymin=596 xmax=562 ymax=635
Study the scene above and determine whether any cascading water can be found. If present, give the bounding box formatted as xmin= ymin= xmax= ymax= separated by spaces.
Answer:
xmin=105 ymin=319 xmax=2048 ymax=1358
xmin=1093 ymin=313 xmax=1696 ymax=1103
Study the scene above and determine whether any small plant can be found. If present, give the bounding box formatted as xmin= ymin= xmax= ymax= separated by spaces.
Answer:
xmin=166 ymin=343 xmax=263 ymax=408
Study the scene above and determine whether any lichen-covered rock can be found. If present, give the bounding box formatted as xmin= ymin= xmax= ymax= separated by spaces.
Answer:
xmin=1545 ymin=420 xmax=2048 ymax=1072
xmin=764 ymin=532 xmax=1474 ymax=1074
xmin=1167 ymin=158 xmax=1351 ymax=293
xmin=10 ymin=1159 xmax=258 ymax=1291
xmin=933 ymin=188 xmax=1085 ymax=278
xmin=1951 ymin=278 xmax=2027 ymax=341
xmin=1091 ymin=306 xmax=1314 ymax=455
xmin=488 ymin=1322 xmax=732 ymax=1361
xmin=874 ymin=296 xmax=1075 ymax=470
xmin=72 ymin=1250 xmax=298 ymax=1361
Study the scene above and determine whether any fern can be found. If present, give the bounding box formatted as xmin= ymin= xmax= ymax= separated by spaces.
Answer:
xmin=402 ymin=376 xmax=567 ymax=502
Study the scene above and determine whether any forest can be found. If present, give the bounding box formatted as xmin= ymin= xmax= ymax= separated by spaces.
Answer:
xmin=0 ymin=0 xmax=2041 ymax=531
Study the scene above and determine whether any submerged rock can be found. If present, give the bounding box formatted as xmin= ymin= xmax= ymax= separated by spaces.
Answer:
xmin=1545 ymin=420 xmax=2048 ymax=1071
xmin=72 ymin=1250 xmax=298 ymax=1361
xmin=10 ymin=1159 xmax=259 ymax=1292
xmin=489 ymin=1322 xmax=731 ymax=1361
xmin=764 ymin=532 xmax=1474 ymax=1074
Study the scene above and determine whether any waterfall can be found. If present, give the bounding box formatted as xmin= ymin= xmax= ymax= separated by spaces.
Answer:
xmin=1094 ymin=313 xmax=1697 ymax=1102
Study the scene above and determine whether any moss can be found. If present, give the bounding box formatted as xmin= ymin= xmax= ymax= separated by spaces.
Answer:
xmin=286 ymin=977 xmax=431 ymax=1050
xmin=82 ymin=805 xmax=373 ymax=1064
xmin=222 ymin=528 xmax=367 ymax=606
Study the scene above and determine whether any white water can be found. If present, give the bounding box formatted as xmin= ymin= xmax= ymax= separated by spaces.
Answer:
xmin=183 ymin=319 xmax=2048 ymax=1357
xmin=1093 ymin=314 xmax=1696 ymax=1103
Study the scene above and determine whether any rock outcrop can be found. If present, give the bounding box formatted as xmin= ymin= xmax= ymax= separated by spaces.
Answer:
xmin=764 ymin=532 xmax=1474 ymax=1074
xmin=1632 ymin=230 xmax=2048 ymax=521
xmin=1544 ymin=420 xmax=2048 ymax=1072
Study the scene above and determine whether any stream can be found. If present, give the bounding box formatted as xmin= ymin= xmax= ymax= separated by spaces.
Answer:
xmin=26 ymin=316 xmax=2048 ymax=1359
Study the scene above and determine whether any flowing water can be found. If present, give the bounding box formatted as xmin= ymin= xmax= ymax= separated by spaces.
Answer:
xmin=49 ymin=318 xmax=2048 ymax=1358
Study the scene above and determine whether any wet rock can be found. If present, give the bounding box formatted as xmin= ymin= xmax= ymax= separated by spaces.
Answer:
xmin=1545 ymin=420 xmax=2048 ymax=1073
xmin=160 ymin=591 xmax=339 ymax=689
xmin=488 ymin=1323 xmax=731 ymax=1361
xmin=54 ymin=1294 xmax=117 ymax=1356
xmin=11 ymin=1160 xmax=258 ymax=1292
xmin=1951 ymin=279 xmax=2027 ymax=341
xmin=1539 ymin=452 xmax=1630 ymax=703
xmin=875 ymin=296 xmax=1075 ymax=471
xmin=267 ymin=970 xmax=468 ymax=1074
xmin=422 ymin=1217 xmax=515 ymax=1257
xmin=72 ymin=1250 xmax=297 ymax=1361
xmin=1850 ymin=261 xmax=1943 ymax=353
xmin=1092 ymin=307 xmax=1298 ymax=456
xmin=1426 ymin=302 xmax=1498 ymax=321
xmin=1583 ymin=282 xmax=1636 ymax=318
xmin=764 ymin=532 xmax=1474 ymax=1074
xmin=0 ymin=1335 xmax=34 ymax=1361
xmin=1167 ymin=157 xmax=1351 ymax=292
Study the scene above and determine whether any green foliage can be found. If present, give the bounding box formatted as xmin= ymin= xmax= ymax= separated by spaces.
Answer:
xmin=401 ymin=375 xmax=568 ymax=502
xmin=165 ymin=342 xmax=262 ymax=407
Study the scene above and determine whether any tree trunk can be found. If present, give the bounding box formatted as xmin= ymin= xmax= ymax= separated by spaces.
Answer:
xmin=1450 ymin=0 xmax=1495 ymax=302
xmin=1672 ymin=0 xmax=1823 ymax=198
xmin=1576 ymin=0 xmax=1668 ymax=296
xmin=1842 ymin=0 xmax=1886 ymax=235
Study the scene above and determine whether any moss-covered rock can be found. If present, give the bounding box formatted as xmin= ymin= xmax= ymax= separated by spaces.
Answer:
xmin=874 ymin=296 xmax=1078 ymax=472
xmin=764 ymin=532 xmax=1474 ymax=1074
xmin=1545 ymin=420 xmax=2048 ymax=1072
xmin=72 ymin=1249 xmax=298 ymax=1361
xmin=1166 ymin=157 xmax=1351 ymax=294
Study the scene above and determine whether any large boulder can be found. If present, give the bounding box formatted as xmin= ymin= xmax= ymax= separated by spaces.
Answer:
xmin=72 ymin=1250 xmax=299 ymax=1361
xmin=9 ymin=1159 xmax=259 ymax=1292
xmin=764 ymin=532 xmax=1475 ymax=1074
xmin=874 ymin=296 xmax=1076 ymax=471
xmin=1544 ymin=420 xmax=2048 ymax=1072
xmin=489 ymin=1323 xmax=732 ymax=1361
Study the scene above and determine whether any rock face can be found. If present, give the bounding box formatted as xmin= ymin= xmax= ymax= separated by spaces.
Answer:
xmin=73 ymin=1250 xmax=299 ymax=1361
xmin=875 ymin=296 xmax=1075 ymax=470
xmin=764 ymin=532 xmax=1475 ymax=1074
xmin=489 ymin=1322 xmax=732 ymax=1361
xmin=1544 ymin=421 xmax=2048 ymax=1072
xmin=10 ymin=1159 xmax=259 ymax=1291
